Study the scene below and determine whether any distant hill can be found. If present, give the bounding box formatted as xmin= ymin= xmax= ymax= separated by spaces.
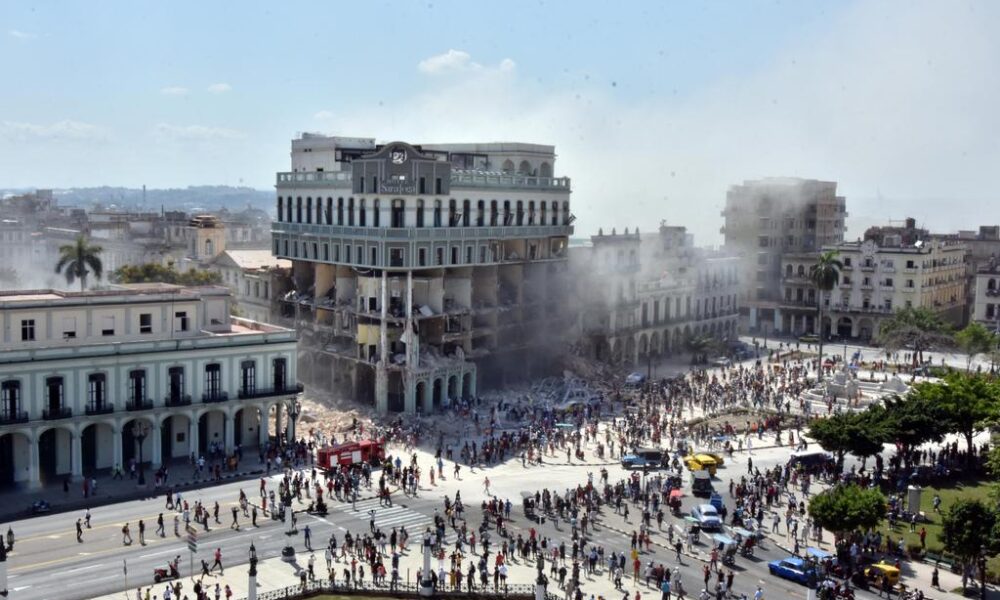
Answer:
xmin=1 ymin=185 xmax=274 ymax=215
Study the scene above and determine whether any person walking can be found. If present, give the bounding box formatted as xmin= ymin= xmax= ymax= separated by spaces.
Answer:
xmin=210 ymin=547 xmax=224 ymax=575
xmin=84 ymin=508 xmax=92 ymax=528
xmin=76 ymin=519 xmax=83 ymax=543
xmin=138 ymin=519 xmax=146 ymax=545
xmin=230 ymin=506 xmax=240 ymax=530
xmin=122 ymin=522 xmax=133 ymax=545
xmin=251 ymin=505 xmax=258 ymax=527
xmin=304 ymin=524 xmax=312 ymax=550
xmin=157 ymin=513 xmax=165 ymax=537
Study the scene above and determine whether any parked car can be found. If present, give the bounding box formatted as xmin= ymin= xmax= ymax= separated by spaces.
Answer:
xmin=696 ymin=451 xmax=726 ymax=467
xmin=621 ymin=448 xmax=666 ymax=470
xmin=691 ymin=504 xmax=722 ymax=530
xmin=768 ymin=556 xmax=818 ymax=587
xmin=864 ymin=562 xmax=900 ymax=586
xmin=788 ymin=450 xmax=835 ymax=470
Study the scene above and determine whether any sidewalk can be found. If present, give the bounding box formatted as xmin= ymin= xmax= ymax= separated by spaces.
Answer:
xmin=0 ymin=457 xmax=267 ymax=523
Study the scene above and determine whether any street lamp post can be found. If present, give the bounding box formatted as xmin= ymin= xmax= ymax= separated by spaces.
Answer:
xmin=0 ymin=531 xmax=8 ymax=598
xmin=132 ymin=421 xmax=150 ymax=487
xmin=280 ymin=489 xmax=296 ymax=561
xmin=247 ymin=542 xmax=258 ymax=600
xmin=287 ymin=400 xmax=301 ymax=444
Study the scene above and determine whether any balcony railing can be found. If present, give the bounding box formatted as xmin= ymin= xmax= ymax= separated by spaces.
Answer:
xmin=202 ymin=391 xmax=229 ymax=404
xmin=238 ymin=383 xmax=304 ymax=400
xmin=85 ymin=403 xmax=115 ymax=416
xmin=126 ymin=398 xmax=154 ymax=411
xmin=0 ymin=411 xmax=29 ymax=425
xmin=165 ymin=394 xmax=192 ymax=407
xmin=42 ymin=407 xmax=73 ymax=420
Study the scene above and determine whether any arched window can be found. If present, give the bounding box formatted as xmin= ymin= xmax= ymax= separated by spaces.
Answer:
xmin=551 ymin=202 xmax=559 ymax=226
xmin=501 ymin=160 xmax=515 ymax=174
xmin=528 ymin=201 xmax=535 ymax=225
xmin=348 ymin=198 xmax=355 ymax=226
xmin=296 ymin=197 xmax=302 ymax=222
xmin=797 ymin=265 xmax=805 ymax=276
xmin=561 ymin=201 xmax=569 ymax=225
xmin=359 ymin=198 xmax=367 ymax=227
xmin=515 ymin=201 xmax=524 ymax=226
xmin=448 ymin=199 xmax=457 ymax=227
xmin=539 ymin=162 xmax=552 ymax=177
xmin=785 ymin=264 xmax=793 ymax=277
xmin=325 ymin=198 xmax=333 ymax=224
xmin=305 ymin=197 xmax=312 ymax=224
xmin=518 ymin=160 xmax=531 ymax=175
xmin=462 ymin=200 xmax=470 ymax=226
xmin=476 ymin=200 xmax=485 ymax=226
xmin=540 ymin=201 xmax=547 ymax=225
xmin=490 ymin=201 xmax=498 ymax=226
xmin=277 ymin=197 xmax=284 ymax=222
xmin=434 ymin=200 xmax=442 ymax=227
xmin=416 ymin=199 xmax=425 ymax=227
xmin=989 ymin=278 xmax=997 ymax=290
xmin=205 ymin=239 xmax=214 ymax=257
xmin=373 ymin=199 xmax=380 ymax=228
xmin=503 ymin=201 xmax=511 ymax=226
xmin=337 ymin=198 xmax=344 ymax=225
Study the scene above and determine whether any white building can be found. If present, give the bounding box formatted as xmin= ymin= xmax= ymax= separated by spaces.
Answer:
xmin=972 ymin=261 xmax=1000 ymax=331
xmin=572 ymin=224 xmax=740 ymax=364
xmin=0 ymin=284 xmax=300 ymax=489
xmin=780 ymin=238 xmax=967 ymax=340
xmin=210 ymin=250 xmax=292 ymax=324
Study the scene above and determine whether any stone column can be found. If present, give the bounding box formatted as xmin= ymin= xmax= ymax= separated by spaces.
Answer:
xmin=70 ymin=431 xmax=83 ymax=481
xmin=151 ymin=422 xmax=162 ymax=468
xmin=112 ymin=424 xmax=123 ymax=473
xmin=28 ymin=432 xmax=40 ymax=489
xmin=189 ymin=418 xmax=200 ymax=460
xmin=274 ymin=403 xmax=283 ymax=439
xmin=257 ymin=405 xmax=270 ymax=447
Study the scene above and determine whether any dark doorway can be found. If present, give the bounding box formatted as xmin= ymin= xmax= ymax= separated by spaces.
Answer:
xmin=39 ymin=429 xmax=58 ymax=484
xmin=161 ymin=418 xmax=173 ymax=463
xmin=234 ymin=411 xmax=244 ymax=447
xmin=0 ymin=435 xmax=13 ymax=487
xmin=82 ymin=425 xmax=97 ymax=473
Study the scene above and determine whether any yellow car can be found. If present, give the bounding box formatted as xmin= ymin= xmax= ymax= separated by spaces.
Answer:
xmin=697 ymin=451 xmax=726 ymax=467
xmin=865 ymin=562 xmax=900 ymax=586
xmin=684 ymin=454 xmax=718 ymax=476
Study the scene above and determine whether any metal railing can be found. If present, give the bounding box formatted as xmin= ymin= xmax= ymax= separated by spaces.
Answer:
xmin=238 ymin=383 xmax=304 ymax=400
xmin=202 ymin=391 xmax=229 ymax=403
xmin=85 ymin=402 xmax=115 ymax=416
xmin=42 ymin=407 xmax=73 ymax=420
xmin=164 ymin=394 xmax=192 ymax=407
xmin=126 ymin=398 xmax=154 ymax=411
xmin=0 ymin=411 xmax=29 ymax=425
xmin=240 ymin=579 xmax=536 ymax=600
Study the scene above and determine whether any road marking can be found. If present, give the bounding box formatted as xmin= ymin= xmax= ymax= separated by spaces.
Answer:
xmin=140 ymin=548 xmax=176 ymax=558
xmin=13 ymin=586 xmax=32 ymax=591
xmin=68 ymin=563 xmax=105 ymax=573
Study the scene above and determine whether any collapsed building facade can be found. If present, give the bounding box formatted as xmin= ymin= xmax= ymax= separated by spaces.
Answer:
xmin=271 ymin=135 xmax=573 ymax=413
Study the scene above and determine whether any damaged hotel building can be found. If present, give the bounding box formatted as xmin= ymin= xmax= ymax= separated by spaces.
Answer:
xmin=271 ymin=136 xmax=573 ymax=413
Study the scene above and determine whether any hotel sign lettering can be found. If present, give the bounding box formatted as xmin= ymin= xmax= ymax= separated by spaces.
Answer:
xmin=379 ymin=182 xmax=416 ymax=194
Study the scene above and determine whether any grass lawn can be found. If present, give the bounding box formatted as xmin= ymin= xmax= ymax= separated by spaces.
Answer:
xmin=876 ymin=479 xmax=999 ymax=575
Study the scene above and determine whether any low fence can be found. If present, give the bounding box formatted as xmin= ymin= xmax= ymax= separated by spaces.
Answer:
xmin=243 ymin=580 xmax=545 ymax=600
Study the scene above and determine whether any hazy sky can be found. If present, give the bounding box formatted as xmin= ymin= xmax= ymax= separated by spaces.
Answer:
xmin=2 ymin=0 xmax=998 ymax=243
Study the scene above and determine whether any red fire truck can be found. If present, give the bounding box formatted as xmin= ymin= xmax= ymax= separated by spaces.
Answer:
xmin=316 ymin=439 xmax=386 ymax=470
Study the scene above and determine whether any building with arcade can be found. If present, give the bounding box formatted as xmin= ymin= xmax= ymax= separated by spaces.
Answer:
xmin=0 ymin=284 xmax=300 ymax=489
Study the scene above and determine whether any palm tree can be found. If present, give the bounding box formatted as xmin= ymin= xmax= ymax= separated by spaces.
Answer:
xmin=684 ymin=333 xmax=717 ymax=365
xmin=55 ymin=235 xmax=103 ymax=291
xmin=809 ymin=250 xmax=843 ymax=380
xmin=875 ymin=306 xmax=953 ymax=371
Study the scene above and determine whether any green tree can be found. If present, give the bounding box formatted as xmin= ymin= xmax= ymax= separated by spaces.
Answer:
xmin=880 ymin=393 xmax=948 ymax=466
xmin=809 ymin=250 xmax=842 ymax=380
xmin=911 ymin=373 xmax=999 ymax=462
xmin=684 ymin=334 xmax=718 ymax=365
xmin=111 ymin=263 xmax=221 ymax=286
xmin=874 ymin=306 xmax=953 ymax=370
xmin=955 ymin=322 xmax=997 ymax=372
xmin=847 ymin=406 xmax=890 ymax=466
xmin=54 ymin=235 xmax=103 ymax=291
xmin=939 ymin=499 xmax=999 ymax=598
xmin=808 ymin=484 xmax=886 ymax=540
xmin=807 ymin=413 xmax=856 ymax=467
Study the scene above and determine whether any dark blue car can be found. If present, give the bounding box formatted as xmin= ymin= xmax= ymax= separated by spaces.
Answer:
xmin=768 ymin=557 xmax=818 ymax=586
